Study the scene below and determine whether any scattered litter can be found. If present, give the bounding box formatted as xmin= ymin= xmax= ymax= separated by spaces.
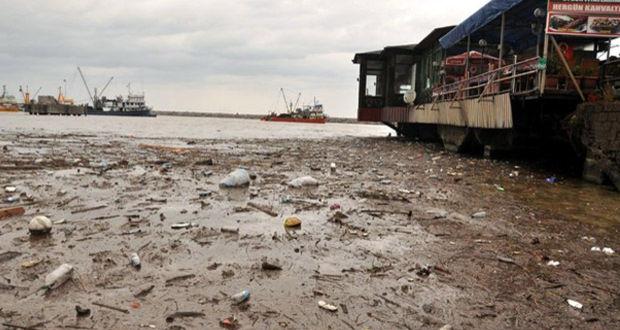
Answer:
xmin=546 ymin=176 xmax=559 ymax=184
xmin=328 ymin=211 xmax=348 ymax=224
xmin=330 ymin=203 xmax=341 ymax=210
xmin=199 ymin=191 xmax=213 ymax=198
xmin=288 ymin=176 xmax=319 ymax=188
xmin=261 ymin=257 xmax=282 ymax=271
xmin=592 ymin=247 xmax=615 ymax=255
xmin=284 ymin=216 xmax=302 ymax=228
xmin=426 ymin=209 xmax=448 ymax=219
xmin=509 ymin=171 xmax=519 ymax=178
xmin=472 ymin=211 xmax=487 ymax=219
xmin=195 ymin=158 xmax=214 ymax=166
xmin=318 ymin=300 xmax=338 ymax=312
xmin=0 ymin=206 xmax=26 ymax=220
xmin=44 ymin=263 xmax=74 ymax=290
xmin=92 ymin=301 xmax=129 ymax=314
xmin=52 ymin=219 xmax=66 ymax=225
xmin=416 ymin=265 xmax=432 ymax=277
xmin=21 ymin=259 xmax=43 ymax=269
xmin=165 ymin=274 xmax=196 ymax=285
xmin=171 ymin=222 xmax=197 ymax=230
xmin=602 ymin=248 xmax=615 ymax=255
xmin=330 ymin=162 xmax=337 ymax=173
xmin=5 ymin=196 xmax=18 ymax=203
xmin=567 ymin=299 xmax=583 ymax=310
xmin=547 ymin=260 xmax=560 ymax=267
xmin=581 ymin=236 xmax=595 ymax=242
xmin=76 ymin=305 xmax=91 ymax=317
xmin=231 ymin=289 xmax=250 ymax=304
xmin=134 ymin=284 xmax=155 ymax=298
xmin=4 ymin=186 xmax=17 ymax=193
xmin=165 ymin=311 xmax=206 ymax=322
xmin=221 ymin=226 xmax=240 ymax=234
xmin=497 ymin=256 xmax=517 ymax=265
xmin=494 ymin=184 xmax=505 ymax=192
xmin=220 ymin=169 xmax=251 ymax=188
xmin=220 ymin=316 xmax=239 ymax=329
xmin=247 ymin=202 xmax=278 ymax=217
xmin=130 ymin=253 xmax=141 ymax=269
xmin=29 ymin=216 xmax=53 ymax=235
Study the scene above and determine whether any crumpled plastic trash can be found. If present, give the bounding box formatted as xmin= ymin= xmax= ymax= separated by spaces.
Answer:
xmin=547 ymin=260 xmax=560 ymax=267
xmin=288 ymin=176 xmax=319 ymax=188
xmin=567 ymin=299 xmax=583 ymax=310
xmin=220 ymin=169 xmax=251 ymax=188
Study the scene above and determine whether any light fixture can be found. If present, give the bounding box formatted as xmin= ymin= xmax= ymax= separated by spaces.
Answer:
xmin=479 ymin=39 xmax=488 ymax=47
xmin=533 ymin=8 xmax=546 ymax=18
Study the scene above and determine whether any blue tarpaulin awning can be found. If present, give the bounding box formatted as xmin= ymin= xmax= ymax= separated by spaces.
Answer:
xmin=439 ymin=0 xmax=527 ymax=49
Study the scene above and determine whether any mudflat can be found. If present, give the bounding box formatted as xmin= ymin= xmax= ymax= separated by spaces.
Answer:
xmin=0 ymin=132 xmax=618 ymax=329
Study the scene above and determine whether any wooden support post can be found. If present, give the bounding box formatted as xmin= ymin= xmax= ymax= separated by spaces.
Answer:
xmin=540 ymin=34 xmax=550 ymax=95
xmin=465 ymin=36 xmax=471 ymax=79
xmin=511 ymin=55 xmax=517 ymax=93
xmin=478 ymin=71 xmax=498 ymax=103
xmin=550 ymin=36 xmax=585 ymax=101
xmin=498 ymin=13 xmax=505 ymax=69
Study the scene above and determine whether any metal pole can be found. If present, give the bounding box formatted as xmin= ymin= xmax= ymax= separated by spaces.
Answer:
xmin=498 ymin=13 xmax=505 ymax=69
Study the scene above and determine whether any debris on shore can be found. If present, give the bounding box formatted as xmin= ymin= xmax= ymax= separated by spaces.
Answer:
xmin=0 ymin=132 xmax=618 ymax=329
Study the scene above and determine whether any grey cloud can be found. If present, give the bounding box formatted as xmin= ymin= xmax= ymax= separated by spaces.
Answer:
xmin=0 ymin=0 xmax=488 ymax=117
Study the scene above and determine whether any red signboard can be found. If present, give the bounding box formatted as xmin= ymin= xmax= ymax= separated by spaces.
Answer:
xmin=547 ymin=0 xmax=620 ymax=37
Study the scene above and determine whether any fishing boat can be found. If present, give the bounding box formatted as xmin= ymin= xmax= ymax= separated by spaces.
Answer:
xmin=0 ymin=85 xmax=19 ymax=112
xmin=78 ymin=67 xmax=156 ymax=117
xmin=261 ymin=88 xmax=327 ymax=124
xmin=88 ymin=92 xmax=156 ymax=117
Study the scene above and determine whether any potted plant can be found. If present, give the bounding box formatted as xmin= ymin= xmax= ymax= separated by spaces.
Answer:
xmin=545 ymin=55 xmax=560 ymax=90
xmin=581 ymin=65 xmax=598 ymax=90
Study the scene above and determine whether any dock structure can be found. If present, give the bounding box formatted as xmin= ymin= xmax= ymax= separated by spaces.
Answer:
xmin=27 ymin=95 xmax=85 ymax=116
xmin=353 ymin=0 xmax=620 ymax=188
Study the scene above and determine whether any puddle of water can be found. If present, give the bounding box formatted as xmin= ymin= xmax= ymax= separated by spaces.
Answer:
xmin=511 ymin=178 xmax=620 ymax=229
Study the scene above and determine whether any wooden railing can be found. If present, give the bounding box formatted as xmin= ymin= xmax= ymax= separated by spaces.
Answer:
xmin=430 ymin=56 xmax=542 ymax=104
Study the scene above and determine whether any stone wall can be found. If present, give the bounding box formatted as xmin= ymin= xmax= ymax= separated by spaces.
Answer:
xmin=574 ymin=102 xmax=620 ymax=190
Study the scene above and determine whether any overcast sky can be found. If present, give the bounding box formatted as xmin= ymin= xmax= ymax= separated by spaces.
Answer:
xmin=0 ymin=0 xmax=489 ymax=117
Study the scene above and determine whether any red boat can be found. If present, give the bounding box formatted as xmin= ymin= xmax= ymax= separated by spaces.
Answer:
xmin=261 ymin=115 xmax=327 ymax=124
xmin=262 ymin=88 xmax=327 ymax=124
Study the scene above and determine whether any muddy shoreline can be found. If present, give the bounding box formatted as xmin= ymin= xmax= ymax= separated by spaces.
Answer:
xmin=1 ymin=133 xmax=618 ymax=329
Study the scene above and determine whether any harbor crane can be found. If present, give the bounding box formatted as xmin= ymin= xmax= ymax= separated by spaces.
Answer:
xmin=77 ymin=66 xmax=113 ymax=107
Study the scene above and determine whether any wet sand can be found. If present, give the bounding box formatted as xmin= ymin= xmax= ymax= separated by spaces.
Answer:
xmin=0 ymin=132 xmax=619 ymax=329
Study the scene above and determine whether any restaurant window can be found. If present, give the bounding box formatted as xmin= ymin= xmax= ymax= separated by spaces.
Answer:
xmin=365 ymin=60 xmax=384 ymax=97
xmin=394 ymin=55 xmax=414 ymax=94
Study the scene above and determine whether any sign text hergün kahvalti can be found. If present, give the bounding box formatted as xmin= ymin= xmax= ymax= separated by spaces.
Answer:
xmin=547 ymin=0 xmax=620 ymax=37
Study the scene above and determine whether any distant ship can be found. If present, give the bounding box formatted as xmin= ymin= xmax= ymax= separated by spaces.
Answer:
xmin=78 ymin=67 xmax=156 ymax=117
xmin=87 ymin=92 xmax=156 ymax=117
xmin=0 ymin=85 xmax=20 ymax=112
xmin=261 ymin=88 xmax=327 ymax=124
